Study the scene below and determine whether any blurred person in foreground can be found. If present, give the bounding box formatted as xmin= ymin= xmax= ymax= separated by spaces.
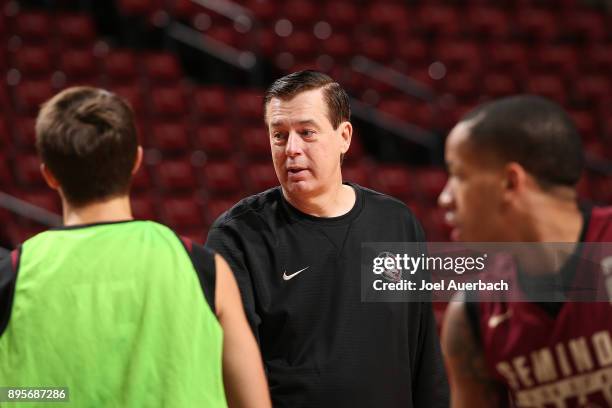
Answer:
xmin=206 ymin=70 xmax=449 ymax=407
xmin=439 ymin=95 xmax=612 ymax=407
xmin=0 ymin=86 xmax=271 ymax=408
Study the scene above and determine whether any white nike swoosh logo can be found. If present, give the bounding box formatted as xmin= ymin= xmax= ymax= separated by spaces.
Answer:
xmin=488 ymin=309 xmax=513 ymax=329
xmin=283 ymin=266 xmax=309 ymax=281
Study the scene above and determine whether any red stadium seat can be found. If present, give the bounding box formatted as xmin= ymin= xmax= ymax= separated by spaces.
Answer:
xmin=282 ymin=31 xmax=317 ymax=59
xmin=466 ymin=7 xmax=510 ymax=38
xmin=418 ymin=5 xmax=460 ymax=36
xmin=533 ymin=45 xmax=578 ymax=78
xmin=585 ymin=45 xmax=612 ymax=73
xmin=13 ymin=46 xmax=53 ymax=76
xmin=434 ymin=41 xmax=482 ymax=73
xmin=573 ymin=75 xmax=611 ymax=107
xmin=364 ymin=2 xmax=411 ymax=33
xmin=130 ymin=193 xmax=157 ymax=220
xmin=14 ymin=12 xmax=53 ymax=42
xmin=283 ymin=0 xmax=319 ymax=26
xmin=526 ymin=75 xmax=567 ymax=105
xmin=517 ymin=9 xmax=559 ymax=41
xmin=171 ymin=0 xmax=203 ymax=20
xmin=342 ymin=164 xmax=371 ymax=187
xmin=0 ymin=118 xmax=9 ymax=149
xmin=240 ymin=126 xmax=270 ymax=159
xmin=156 ymin=159 xmax=198 ymax=191
xmin=396 ymin=39 xmax=429 ymax=65
xmin=118 ymin=0 xmax=162 ymax=16
xmin=323 ymin=1 xmax=358 ymax=28
xmin=59 ymin=49 xmax=99 ymax=80
xmin=563 ymin=11 xmax=606 ymax=42
xmin=486 ymin=43 xmax=529 ymax=75
xmin=104 ymin=50 xmax=139 ymax=82
xmin=321 ymin=33 xmax=352 ymax=61
xmin=161 ymin=196 xmax=204 ymax=227
xmin=144 ymin=52 xmax=182 ymax=83
xmin=245 ymin=0 xmax=278 ymax=22
xmin=57 ymin=14 xmax=96 ymax=45
xmin=587 ymin=174 xmax=612 ymax=203
xmin=568 ymin=110 xmax=597 ymax=141
xmin=13 ymin=153 xmax=44 ymax=187
xmin=235 ymin=89 xmax=264 ymax=121
xmin=0 ymin=153 xmax=13 ymax=188
xmin=149 ymin=86 xmax=187 ymax=117
xmin=13 ymin=115 xmax=37 ymax=150
xmin=8 ymin=225 xmax=47 ymax=245
xmin=13 ymin=80 xmax=54 ymax=113
xmin=440 ymin=72 xmax=478 ymax=100
xmin=151 ymin=121 xmax=191 ymax=151
xmin=14 ymin=190 xmax=61 ymax=214
xmin=482 ymin=73 xmax=518 ymax=97
xmin=109 ymin=84 xmax=145 ymax=116
xmin=203 ymin=160 xmax=243 ymax=195
xmin=195 ymin=124 xmax=233 ymax=156
xmin=378 ymin=98 xmax=413 ymax=122
xmin=377 ymin=98 xmax=433 ymax=128
xmin=418 ymin=103 xmax=437 ymax=130
xmin=584 ymin=140 xmax=608 ymax=162
xmin=360 ymin=35 xmax=391 ymax=62
xmin=205 ymin=25 xmax=240 ymax=49
xmin=205 ymin=197 xmax=239 ymax=225
xmin=257 ymin=27 xmax=277 ymax=57
xmin=193 ymin=86 xmax=230 ymax=120
xmin=415 ymin=167 xmax=447 ymax=202
xmin=374 ymin=164 xmax=413 ymax=199
xmin=244 ymin=162 xmax=278 ymax=193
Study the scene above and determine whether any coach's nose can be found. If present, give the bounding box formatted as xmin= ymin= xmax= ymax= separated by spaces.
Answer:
xmin=285 ymin=131 xmax=303 ymax=158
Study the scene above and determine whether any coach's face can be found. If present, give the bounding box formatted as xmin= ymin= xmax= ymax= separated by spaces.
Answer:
xmin=266 ymin=88 xmax=351 ymax=199
xmin=438 ymin=121 xmax=507 ymax=241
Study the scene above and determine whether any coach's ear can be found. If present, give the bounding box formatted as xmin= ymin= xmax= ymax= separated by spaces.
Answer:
xmin=339 ymin=121 xmax=352 ymax=155
xmin=131 ymin=146 xmax=143 ymax=175
xmin=40 ymin=163 xmax=60 ymax=191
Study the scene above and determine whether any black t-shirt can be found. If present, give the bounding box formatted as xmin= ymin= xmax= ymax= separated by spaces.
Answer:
xmin=206 ymin=183 xmax=449 ymax=408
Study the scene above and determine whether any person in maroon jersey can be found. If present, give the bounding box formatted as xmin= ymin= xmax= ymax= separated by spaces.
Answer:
xmin=438 ymin=95 xmax=612 ymax=407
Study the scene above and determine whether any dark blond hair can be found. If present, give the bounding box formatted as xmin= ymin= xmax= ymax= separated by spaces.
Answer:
xmin=36 ymin=86 xmax=138 ymax=206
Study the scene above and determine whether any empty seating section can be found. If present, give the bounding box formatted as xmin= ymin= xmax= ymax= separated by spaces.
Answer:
xmin=1 ymin=1 xmax=611 ymax=245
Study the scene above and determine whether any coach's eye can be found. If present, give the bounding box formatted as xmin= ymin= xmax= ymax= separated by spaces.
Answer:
xmin=300 ymin=129 xmax=315 ymax=137
xmin=272 ymin=132 xmax=287 ymax=140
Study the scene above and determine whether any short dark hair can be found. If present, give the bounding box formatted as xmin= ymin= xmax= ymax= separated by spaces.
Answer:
xmin=36 ymin=86 xmax=138 ymax=207
xmin=263 ymin=70 xmax=351 ymax=129
xmin=461 ymin=95 xmax=584 ymax=188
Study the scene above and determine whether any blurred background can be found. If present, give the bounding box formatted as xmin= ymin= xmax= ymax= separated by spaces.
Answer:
xmin=0 ymin=0 xmax=611 ymax=254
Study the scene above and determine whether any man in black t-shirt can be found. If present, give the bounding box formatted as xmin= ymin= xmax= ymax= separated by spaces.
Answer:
xmin=206 ymin=71 xmax=449 ymax=407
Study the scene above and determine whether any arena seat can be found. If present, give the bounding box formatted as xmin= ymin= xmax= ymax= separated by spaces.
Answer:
xmin=161 ymin=195 xmax=205 ymax=227
xmin=193 ymin=86 xmax=231 ymax=120
xmin=195 ymin=124 xmax=233 ymax=156
xmin=156 ymin=159 xmax=199 ymax=191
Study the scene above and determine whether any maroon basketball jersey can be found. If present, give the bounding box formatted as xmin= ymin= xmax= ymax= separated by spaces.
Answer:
xmin=477 ymin=206 xmax=612 ymax=407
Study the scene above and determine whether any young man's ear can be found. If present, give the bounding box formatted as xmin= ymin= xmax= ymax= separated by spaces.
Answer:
xmin=131 ymin=146 xmax=143 ymax=175
xmin=40 ymin=163 xmax=60 ymax=191
xmin=502 ymin=162 xmax=528 ymax=200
